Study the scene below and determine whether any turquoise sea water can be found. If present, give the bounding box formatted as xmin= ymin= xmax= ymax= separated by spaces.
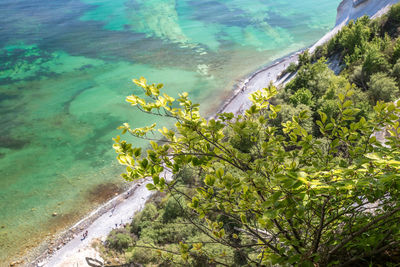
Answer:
xmin=0 ymin=0 xmax=340 ymax=262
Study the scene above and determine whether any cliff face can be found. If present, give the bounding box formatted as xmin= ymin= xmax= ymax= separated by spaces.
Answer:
xmin=311 ymin=0 xmax=400 ymax=52
xmin=336 ymin=0 xmax=400 ymax=26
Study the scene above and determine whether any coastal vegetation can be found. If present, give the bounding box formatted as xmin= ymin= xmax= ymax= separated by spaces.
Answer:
xmin=105 ymin=4 xmax=400 ymax=266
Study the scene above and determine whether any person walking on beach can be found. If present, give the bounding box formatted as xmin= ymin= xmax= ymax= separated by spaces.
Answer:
xmin=81 ymin=230 xmax=88 ymax=241
xmin=109 ymin=204 xmax=116 ymax=217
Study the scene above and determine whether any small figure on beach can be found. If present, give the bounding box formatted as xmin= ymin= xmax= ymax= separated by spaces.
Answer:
xmin=81 ymin=230 xmax=88 ymax=241
xmin=109 ymin=204 xmax=117 ymax=217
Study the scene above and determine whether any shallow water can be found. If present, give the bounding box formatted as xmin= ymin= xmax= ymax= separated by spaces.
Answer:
xmin=0 ymin=0 xmax=340 ymax=263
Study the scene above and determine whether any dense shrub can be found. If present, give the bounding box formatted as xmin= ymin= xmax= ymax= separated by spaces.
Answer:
xmin=106 ymin=229 xmax=134 ymax=252
xmin=298 ymin=50 xmax=311 ymax=67
xmin=385 ymin=3 xmax=400 ymax=34
xmin=130 ymin=203 xmax=158 ymax=236
xmin=339 ymin=16 xmax=371 ymax=62
xmin=270 ymin=103 xmax=313 ymax=134
xmin=175 ymin=166 xmax=197 ymax=185
xmin=392 ymin=38 xmax=400 ymax=63
xmin=368 ymin=72 xmax=399 ymax=103
xmin=392 ymin=58 xmax=400 ymax=82
xmin=289 ymin=88 xmax=314 ymax=107
xmin=362 ymin=45 xmax=390 ymax=77
xmin=162 ymin=197 xmax=184 ymax=223
xmin=286 ymin=58 xmax=333 ymax=98
xmin=349 ymin=65 xmax=368 ymax=89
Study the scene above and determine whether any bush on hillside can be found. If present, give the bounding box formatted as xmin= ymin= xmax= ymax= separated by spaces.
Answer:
xmin=362 ymin=45 xmax=390 ymax=77
xmin=289 ymin=88 xmax=314 ymax=107
xmin=368 ymin=72 xmax=399 ymax=103
xmin=385 ymin=3 xmax=400 ymax=34
xmin=130 ymin=203 xmax=158 ymax=236
xmin=106 ymin=228 xmax=135 ymax=252
xmin=162 ymin=196 xmax=184 ymax=223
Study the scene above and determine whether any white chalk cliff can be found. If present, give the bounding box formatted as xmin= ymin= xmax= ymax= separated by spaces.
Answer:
xmin=311 ymin=0 xmax=400 ymax=52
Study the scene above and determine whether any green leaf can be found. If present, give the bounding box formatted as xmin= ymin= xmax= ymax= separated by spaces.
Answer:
xmin=204 ymin=175 xmax=216 ymax=186
xmin=152 ymin=175 xmax=160 ymax=185
xmin=146 ymin=183 xmax=156 ymax=190
xmin=216 ymin=168 xmax=224 ymax=178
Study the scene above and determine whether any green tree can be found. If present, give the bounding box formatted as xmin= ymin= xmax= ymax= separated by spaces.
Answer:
xmin=269 ymin=103 xmax=313 ymax=134
xmin=113 ymin=77 xmax=400 ymax=266
xmin=385 ymin=3 xmax=400 ymax=33
xmin=392 ymin=38 xmax=400 ymax=63
xmin=392 ymin=58 xmax=400 ymax=83
xmin=298 ymin=50 xmax=311 ymax=67
xmin=285 ymin=58 xmax=333 ymax=98
xmin=289 ymin=88 xmax=314 ymax=107
xmin=368 ymin=72 xmax=399 ymax=103
xmin=362 ymin=44 xmax=390 ymax=77
xmin=338 ymin=16 xmax=371 ymax=64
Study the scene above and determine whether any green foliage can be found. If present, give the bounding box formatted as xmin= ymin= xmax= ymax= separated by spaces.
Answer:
xmin=285 ymin=58 xmax=332 ymax=98
xmin=298 ymin=50 xmax=311 ymax=67
xmin=392 ymin=38 xmax=400 ymax=63
xmin=349 ymin=65 xmax=368 ymax=89
xmin=139 ymin=219 xmax=196 ymax=245
xmin=270 ymin=103 xmax=313 ymax=134
xmin=162 ymin=197 xmax=184 ymax=223
xmin=286 ymin=62 xmax=298 ymax=73
xmin=113 ymin=76 xmax=400 ymax=266
xmin=339 ymin=16 xmax=371 ymax=64
xmin=130 ymin=203 xmax=158 ymax=236
xmin=175 ymin=165 xmax=197 ymax=186
xmin=289 ymin=88 xmax=314 ymax=107
xmin=106 ymin=229 xmax=134 ymax=252
xmin=362 ymin=44 xmax=390 ymax=77
xmin=368 ymin=72 xmax=399 ymax=103
xmin=392 ymin=58 xmax=400 ymax=82
xmin=386 ymin=3 xmax=400 ymax=33
xmin=129 ymin=247 xmax=158 ymax=264
xmin=110 ymin=6 xmax=400 ymax=265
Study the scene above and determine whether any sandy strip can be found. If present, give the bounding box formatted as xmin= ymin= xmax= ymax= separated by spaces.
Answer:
xmin=28 ymin=52 xmax=301 ymax=267
xmin=32 ymin=178 xmax=153 ymax=267
xmin=30 ymin=1 xmax=400 ymax=266
xmin=216 ymin=51 xmax=301 ymax=116
xmin=30 ymin=52 xmax=301 ymax=267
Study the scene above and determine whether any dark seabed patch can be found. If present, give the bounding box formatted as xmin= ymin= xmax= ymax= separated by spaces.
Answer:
xmin=86 ymin=182 xmax=124 ymax=205
xmin=0 ymin=135 xmax=29 ymax=150
xmin=187 ymin=0 xmax=252 ymax=27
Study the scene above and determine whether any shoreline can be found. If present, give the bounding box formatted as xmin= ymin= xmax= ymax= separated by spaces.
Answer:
xmin=29 ymin=31 xmax=325 ymax=267
xmin=30 ymin=49 xmax=304 ymax=267
xmin=28 ymin=179 xmax=151 ymax=266
xmin=27 ymin=1 xmax=399 ymax=266
xmin=28 ymin=49 xmax=303 ymax=267
xmin=215 ymin=50 xmax=302 ymax=116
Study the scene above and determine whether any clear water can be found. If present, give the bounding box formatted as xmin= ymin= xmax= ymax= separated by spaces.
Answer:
xmin=0 ymin=0 xmax=340 ymax=262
